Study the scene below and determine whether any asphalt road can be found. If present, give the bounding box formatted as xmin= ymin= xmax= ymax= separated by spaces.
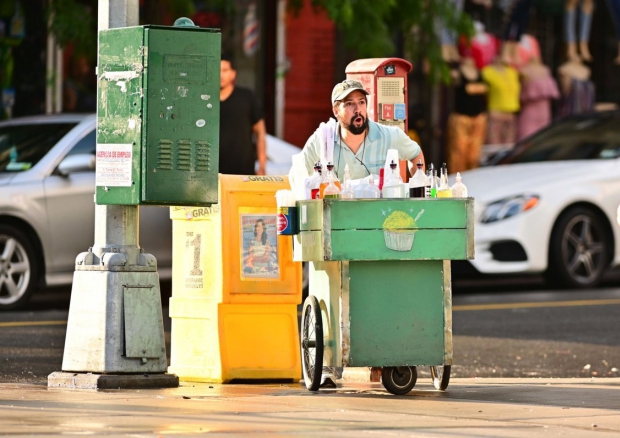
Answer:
xmin=1 ymin=278 xmax=619 ymax=384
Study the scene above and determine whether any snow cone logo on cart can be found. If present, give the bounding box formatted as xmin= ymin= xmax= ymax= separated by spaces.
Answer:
xmin=381 ymin=209 xmax=423 ymax=252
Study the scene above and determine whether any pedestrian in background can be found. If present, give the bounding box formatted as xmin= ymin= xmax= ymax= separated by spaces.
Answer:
xmin=219 ymin=55 xmax=267 ymax=175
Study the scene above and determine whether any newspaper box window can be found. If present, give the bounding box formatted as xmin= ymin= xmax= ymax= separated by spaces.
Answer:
xmin=241 ymin=214 xmax=280 ymax=279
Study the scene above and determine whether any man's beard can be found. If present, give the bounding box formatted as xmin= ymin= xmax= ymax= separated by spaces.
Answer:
xmin=343 ymin=114 xmax=368 ymax=135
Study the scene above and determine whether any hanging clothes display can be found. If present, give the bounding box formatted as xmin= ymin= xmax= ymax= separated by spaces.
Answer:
xmin=482 ymin=60 xmax=520 ymax=144
xmin=565 ymin=0 xmax=594 ymax=61
xmin=517 ymin=59 xmax=560 ymax=140
xmin=458 ymin=22 xmax=499 ymax=69
xmin=557 ymin=59 xmax=595 ymax=117
xmin=447 ymin=58 xmax=488 ymax=173
xmin=603 ymin=0 xmax=620 ymax=63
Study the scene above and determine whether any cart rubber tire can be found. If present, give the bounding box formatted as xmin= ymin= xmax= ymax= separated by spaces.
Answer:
xmin=301 ymin=295 xmax=324 ymax=391
xmin=381 ymin=366 xmax=417 ymax=395
xmin=430 ymin=365 xmax=451 ymax=390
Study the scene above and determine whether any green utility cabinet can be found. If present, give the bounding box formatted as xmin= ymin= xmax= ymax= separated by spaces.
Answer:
xmin=96 ymin=24 xmax=220 ymax=206
xmin=295 ymin=198 xmax=474 ymax=394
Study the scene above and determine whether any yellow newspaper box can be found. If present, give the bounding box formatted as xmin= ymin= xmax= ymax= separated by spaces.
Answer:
xmin=168 ymin=175 xmax=302 ymax=382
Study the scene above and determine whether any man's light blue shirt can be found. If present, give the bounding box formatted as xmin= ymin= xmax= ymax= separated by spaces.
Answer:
xmin=302 ymin=119 xmax=421 ymax=180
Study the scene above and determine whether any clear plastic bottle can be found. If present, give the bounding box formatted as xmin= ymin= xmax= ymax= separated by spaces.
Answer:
xmin=426 ymin=163 xmax=434 ymax=180
xmin=319 ymin=162 xmax=341 ymax=199
xmin=426 ymin=163 xmax=434 ymax=198
xmin=321 ymin=163 xmax=342 ymax=199
xmin=429 ymin=169 xmax=438 ymax=198
xmin=305 ymin=162 xmax=322 ymax=200
xmin=340 ymin=164 xmax=355 ymax=199
xmin=437 ymin=163 xmax=453 ymax=198
xmin=309 ymin=161 xmax=322 ymax=199
xmin=354 ymin=180 xmax=368 ymax=198
xmin=382 ymin=160 xmax=404 ymax=198
xmin=363 ymin=175 xmax=381 ymax=198
xmin=451 ymin=172 xmax=468 ymax=197
xmin=409 ymin=159 xmax=430 ymax=198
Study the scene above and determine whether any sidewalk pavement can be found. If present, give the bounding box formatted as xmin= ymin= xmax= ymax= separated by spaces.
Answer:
xmin=1 ymin=377 xmax=619 ymax=437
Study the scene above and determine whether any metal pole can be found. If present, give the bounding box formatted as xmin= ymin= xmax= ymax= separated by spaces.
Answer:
xmin=50 ymin=0 xmax=177 ymax=389
xmin=274 ymin=0 xmax=287 ymax=139
xmin=93 ymin=0 xmax=139 ymax=256
xmin=54 ymin=45 xmax=63 ymax=113
xmin=45 ymin=22 xmax=54 ymax=114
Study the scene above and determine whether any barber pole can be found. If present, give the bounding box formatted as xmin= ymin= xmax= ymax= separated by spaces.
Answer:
xmin=243 ymin=3 xmax=259 ymax=57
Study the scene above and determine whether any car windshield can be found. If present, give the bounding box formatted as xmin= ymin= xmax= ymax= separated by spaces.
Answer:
xmin=496 ymin=113 xmax=620 ymax=165
xmin=0 ymin=123 xmax=77 ymax=172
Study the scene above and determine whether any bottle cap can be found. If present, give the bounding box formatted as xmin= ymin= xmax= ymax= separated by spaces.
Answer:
xmin=390 ymin=160 xmax=397 ymax=169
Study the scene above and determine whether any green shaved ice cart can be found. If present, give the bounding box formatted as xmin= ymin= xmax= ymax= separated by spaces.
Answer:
xmin=294 ymin=198 xmax=474 ymax=394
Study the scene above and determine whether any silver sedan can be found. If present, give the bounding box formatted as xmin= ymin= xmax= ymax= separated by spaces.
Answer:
xmin=0 ymin=113 xmax=300 ymax=309
xmin=0 ymin=114 xmax=172 ymax=309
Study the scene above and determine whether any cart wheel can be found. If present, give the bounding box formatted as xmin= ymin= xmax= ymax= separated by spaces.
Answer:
xmin=430 ymin=365 xmax=451 ymax=390
xmin=301 ymin=295 xmax=324 ymax=391
xmin=381 ymin=366 xmax=417 ymax=395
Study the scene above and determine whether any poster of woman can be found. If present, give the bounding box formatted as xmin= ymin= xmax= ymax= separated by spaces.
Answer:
xmin=241 ymin=214 xmax=279 ymax=279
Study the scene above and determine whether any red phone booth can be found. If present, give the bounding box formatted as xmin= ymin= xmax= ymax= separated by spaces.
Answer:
xmin=346 ymin=58 xmax=414 ymax=181
xmin=345 ymin=58 xmax=413 ymax=133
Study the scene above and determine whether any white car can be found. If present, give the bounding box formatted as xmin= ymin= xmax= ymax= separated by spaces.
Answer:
xmin=0 ymin=113 xmax=300 ymax=310
xmin=461 ymin=111 xmax=620 ymax=288
xmin=262 ymin=134 xmax=300 ymax=175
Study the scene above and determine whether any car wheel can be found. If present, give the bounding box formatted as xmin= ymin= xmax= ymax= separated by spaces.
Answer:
xmin=0 ymin=225 xmax=39 ymax=310
xmin=547 ymin=207 xmax=609 ymax=288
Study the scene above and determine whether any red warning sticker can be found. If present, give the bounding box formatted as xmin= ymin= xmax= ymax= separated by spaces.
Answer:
xmin=277 ymin=213 xmax=288 ymax=233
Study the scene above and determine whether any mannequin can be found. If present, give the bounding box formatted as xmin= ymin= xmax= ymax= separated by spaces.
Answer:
xmin=565 ymin=0 xmax=594 ymax=61
xmin=500 ymin=0 xmax=534 ymax=65
xmin=603 ymin=0 xmax=620 ymax=64
xmin=481 ymin=54 xmax=520 ymax=145
xmin=447 ymin=56 xmax=488 ymax=173
xmin=557 ymin=58 xmax=595 ymax=117
xmin=514 ymin=34 xmax=540 ymax=69
xmin=459 ymin=21 xmax=500 ymax=69
xmin=439 ymin=0 xmax=465 ymax=62
xmin=517 ymin=56 xmax=560 ymax=140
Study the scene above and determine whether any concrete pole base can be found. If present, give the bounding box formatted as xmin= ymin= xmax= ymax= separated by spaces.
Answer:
xmin=47 ymin=372 xmax=179 ymax=390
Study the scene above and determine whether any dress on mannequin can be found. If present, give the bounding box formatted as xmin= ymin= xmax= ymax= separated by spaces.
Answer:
xmin=518 ymin=57 xmax=560 ymax=140
xmin=482 ymin=57 xmax=520 ymax=144
xmin=447 ymin=57 xmax=488 ymax=173
xmin=557 ymin=59 xmax=594 ymax=117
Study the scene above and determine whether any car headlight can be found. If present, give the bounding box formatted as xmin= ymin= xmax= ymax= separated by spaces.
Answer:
xmin=481 ymin=194 xmax=540 ymax=224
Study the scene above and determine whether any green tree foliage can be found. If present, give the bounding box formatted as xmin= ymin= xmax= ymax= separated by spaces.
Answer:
xmin=290 ymin=0 xmax=474 ymax=83
xmin=46 ymin=0 xmax=200 ymax=61
xmin=46 ymin=0 xmax=97 ymax=60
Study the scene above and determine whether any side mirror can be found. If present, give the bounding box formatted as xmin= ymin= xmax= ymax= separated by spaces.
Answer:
xmin=57 ymin=154 xmax=95 ymax=176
